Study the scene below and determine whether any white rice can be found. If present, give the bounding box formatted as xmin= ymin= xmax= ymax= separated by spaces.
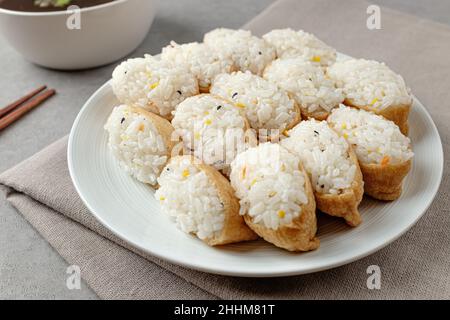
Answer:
xmin=161 ymin=41 xmax=234 ymax=90
xmin=263 ymin=28 xmax=336 ymax=67
xmin=210 ymin=71 xmax=297 ymax=132
xmin=204 ymin=28 xmax=275 ymax=76
xmin=104 ymin=105 xmax=169 ymax=185
xmin=328 ymin=105 xmax=414 ymax=165
xmin=281 ymin=119 xmax=356 ymax=194
xmin=155 ymin=156 xmax=225 ymax=240
xmin=264 ymin=58 xmax=344 ymax=114
xmin=111 ymin=54 xmax=199 ymax=118
xmin=230 ymin=143 xmax=308 ymax=230
xmin=327 ymin=58 xmax=412 ymax=110
xmin=172 ymin=94 xmax=254 ymax=174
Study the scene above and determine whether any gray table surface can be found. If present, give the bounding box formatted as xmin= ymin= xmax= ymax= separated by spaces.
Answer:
xmin=0 ymin=0 xmax=448 ymax=300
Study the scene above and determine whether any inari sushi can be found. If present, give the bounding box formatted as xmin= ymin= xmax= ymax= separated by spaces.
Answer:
xmin=172 ymin=94 xmax=257 ymax=175
xmin=264 ymin=58 xmax=344 ymax=121
xmin=210 ymin=71 xmax=300 ymax=138
xmin=230 ymin=143 xmax=319 ymax=252
xmin=328 ymin=59 xmax=412 ymax=134
xmin=161 ymin=41 xmax=235 ymax=93
xmin=111 ymin=54 xmax=199 ymax=120
xmin=155 ymin=155 xmax=258 ymax=246
xmin=328 ymin=105 xmax=414 ymax=200
xmin=263 ymin=28 xmax=337 ymax=67
xmin=281 ymin=119 xmax=363 ymax=226
xmin=104 ymin=105 xmax=177 ymax=186
xmin=204 ymin=28 xmax=275 ymax=76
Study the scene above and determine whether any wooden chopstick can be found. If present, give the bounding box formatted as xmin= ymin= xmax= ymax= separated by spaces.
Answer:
xmin=0 ymin=85 xmax=47 ymax=119
xmin=0 ymin=89 xmax=56 ymax=131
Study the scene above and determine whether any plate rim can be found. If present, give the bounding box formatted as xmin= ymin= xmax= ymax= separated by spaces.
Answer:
xmin=68 ymin=80 xmax=444 ymax=278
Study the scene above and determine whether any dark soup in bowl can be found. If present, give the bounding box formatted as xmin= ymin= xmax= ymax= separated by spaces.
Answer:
xmin=0 ymin=0 xmax=115 ymax=12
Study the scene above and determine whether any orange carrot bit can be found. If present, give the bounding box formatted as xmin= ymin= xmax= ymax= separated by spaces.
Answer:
xmin=380 ymin=156 xmax=390 ymax=167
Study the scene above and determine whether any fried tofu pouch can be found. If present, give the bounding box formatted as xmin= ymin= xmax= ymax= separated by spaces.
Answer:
xmin=196 ymin=160 xmax=259 ymax=246
xmin=243 ymin=163 xmax=319 ymax=252
xmin=345 ymin=100 xmax=411 ymax=136
xmin=281 ymin=119 xmax=364 ymax=226
xmin=359 ymin=159 xmax=412 ymax=201
xmin=230 ymin=143 xmax=319 ymax=252
xmin=156 ymin=156 xmax=257 ymax=247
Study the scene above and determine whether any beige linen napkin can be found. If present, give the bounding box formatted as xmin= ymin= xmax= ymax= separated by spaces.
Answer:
xmin=1 ymin=0 xmax=450 ymax=299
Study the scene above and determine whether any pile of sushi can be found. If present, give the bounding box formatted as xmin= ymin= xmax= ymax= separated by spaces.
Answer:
xmin=104 ymin=28 xmax=414 ymax=252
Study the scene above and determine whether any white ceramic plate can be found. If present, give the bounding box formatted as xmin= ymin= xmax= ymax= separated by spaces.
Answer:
xmin=68 ymin=71 xmax=443 ymax=278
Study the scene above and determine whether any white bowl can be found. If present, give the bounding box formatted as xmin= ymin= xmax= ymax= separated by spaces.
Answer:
xmin=0 ymin=0 xmax=157 ymax=70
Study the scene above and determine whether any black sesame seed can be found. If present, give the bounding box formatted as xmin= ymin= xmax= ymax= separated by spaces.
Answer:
xmin=220 ymin=202 xmax=224 ymax=207
xmin=124 ymin=71 xmax=127 ymax=74
xmin=314 ymin=130 xmax=319 ymax=135
xmin=232 ymin=92 xmax=238 ymax=99
xmin=321 ymin=184 xmax=325 ymax=188
xmin=177 ymin=90 xmax=182 ymax=95
xmin=258 ymin=51 xmax=262 ymax=55
xmin=120 ymin=117 xmax=125 ymax=124
xmin=217 ymin=105 xmax=222 ymax=110
xmin=166 ymin=167 xmax=170 ymax=171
